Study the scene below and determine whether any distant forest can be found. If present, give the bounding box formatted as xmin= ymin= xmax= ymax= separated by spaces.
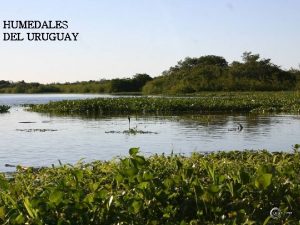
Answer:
xmin=0 ymin=74 xmax=152 ymax=94
xmin=1 ymin=52 xmax=300 ymax=94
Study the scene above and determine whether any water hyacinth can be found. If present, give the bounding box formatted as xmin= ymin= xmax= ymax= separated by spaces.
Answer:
xmin=28 ymin=92 xmax=300 ymax=115
xmin=0 ymin=148 xmax=300 ymax=224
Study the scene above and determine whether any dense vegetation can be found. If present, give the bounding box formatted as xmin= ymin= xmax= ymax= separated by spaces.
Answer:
xmin=0 ymin=148 xmax=300 ymax=224
xmin=0 ymin=105 xmax=10 ymax=113
xmin=0 ymin=74 xmax=152 ymax=94
xmin=1 ymin=52 xmax=300 ymax=94
xmin=28 ymin=92 xmax=300 ymax=115
xmin=143 ymin=52 xmax=300 ymax=94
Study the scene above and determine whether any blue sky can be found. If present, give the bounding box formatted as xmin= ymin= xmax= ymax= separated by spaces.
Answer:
xmin=0 ymin=0 xmax=299 ymax=83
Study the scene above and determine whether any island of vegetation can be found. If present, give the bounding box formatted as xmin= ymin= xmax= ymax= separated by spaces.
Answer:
xmin=28 ymin=91 xmax=300 ymax=115
xmin=1 ymin=52 xmax=300 ymax=94
xmin=0 ymin=148 xmax=299 ymax=224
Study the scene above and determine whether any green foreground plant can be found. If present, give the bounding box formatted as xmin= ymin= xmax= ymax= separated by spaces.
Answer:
xmin=1 ymin=148 xmax=300 ymax=224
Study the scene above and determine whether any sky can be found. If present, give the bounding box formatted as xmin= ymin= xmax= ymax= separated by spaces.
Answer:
xmin=0 ymin=0 xmax=299 ymax=83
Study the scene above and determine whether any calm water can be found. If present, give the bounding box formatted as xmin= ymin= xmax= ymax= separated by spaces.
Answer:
xmin=0 ymin=93 xmax=115 ymax=106
xmin=0 ymin=94 xmax=299 ymax=171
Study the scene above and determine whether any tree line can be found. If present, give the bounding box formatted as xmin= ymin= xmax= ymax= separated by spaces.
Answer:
xmin=143 ymin=52 xmax=300 ymax=94
xmin=1 ymin=52 xmax=300 ymax=94
xmin=0 ymin=74 xmax=152 ymax=94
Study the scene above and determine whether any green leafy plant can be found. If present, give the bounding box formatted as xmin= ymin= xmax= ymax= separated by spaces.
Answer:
xmin=0 ymin=149 xmax=300 ymax=224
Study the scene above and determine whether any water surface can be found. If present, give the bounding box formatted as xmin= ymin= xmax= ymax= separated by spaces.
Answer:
xmin=0 ymin=94 xmax=299 ymax=171
xmin=0 ymin=93 xmax=115 ymax=106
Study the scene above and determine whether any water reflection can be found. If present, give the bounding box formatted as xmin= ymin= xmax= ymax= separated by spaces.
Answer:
xmin=0 ymin=106 xmax=299 ymax=171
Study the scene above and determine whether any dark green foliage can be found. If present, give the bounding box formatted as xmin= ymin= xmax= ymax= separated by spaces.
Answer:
xmin=110 ymin=74 xmax=153 ymax=92
xmin=58 ymin=80 xmax=112 ymax=93
xmin=0 ymin=80 xmax=62 ymax=94
xmin=289 ymin=67 xmax=300 ymax=90
xmin=0 ymin=80 xmax=11 ymax=88
xmin=143 ymin=52 xmax=298 ymax=94
xmin=0 ymin=105 xmax=10 ymax=113
xmin=0 ymin=74 xmax=152 ymax=94
xmin=1 ymin=149 xmax=300 ymax=224
xmin=29 ymin=92 xmax=300 ymax=115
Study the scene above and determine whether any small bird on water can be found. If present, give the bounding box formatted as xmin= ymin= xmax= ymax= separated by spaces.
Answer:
xmin=228 ymin=123 xmax=243 ymax=131
xmin=237 ymin=123 xmax=243 ymax=131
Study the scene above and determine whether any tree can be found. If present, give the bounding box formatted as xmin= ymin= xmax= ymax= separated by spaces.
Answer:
xmin=132 ymin=74 xmax=153 ymax=91
xmin=242 ymin=51 xmax=260 ymax=63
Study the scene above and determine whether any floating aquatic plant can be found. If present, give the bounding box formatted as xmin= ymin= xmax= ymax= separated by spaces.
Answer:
xmin=0 ymin=147 xmax=300 ymax=224
xmin=105 ymin=127 xmax=158 ymax=135
xmin=16 ymin=129 xmax=58 ymax=132
xmin=0 ymin=105 xmax=10 ymax=113
xmin=28 ymin=92 xmax=300 ymax=115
